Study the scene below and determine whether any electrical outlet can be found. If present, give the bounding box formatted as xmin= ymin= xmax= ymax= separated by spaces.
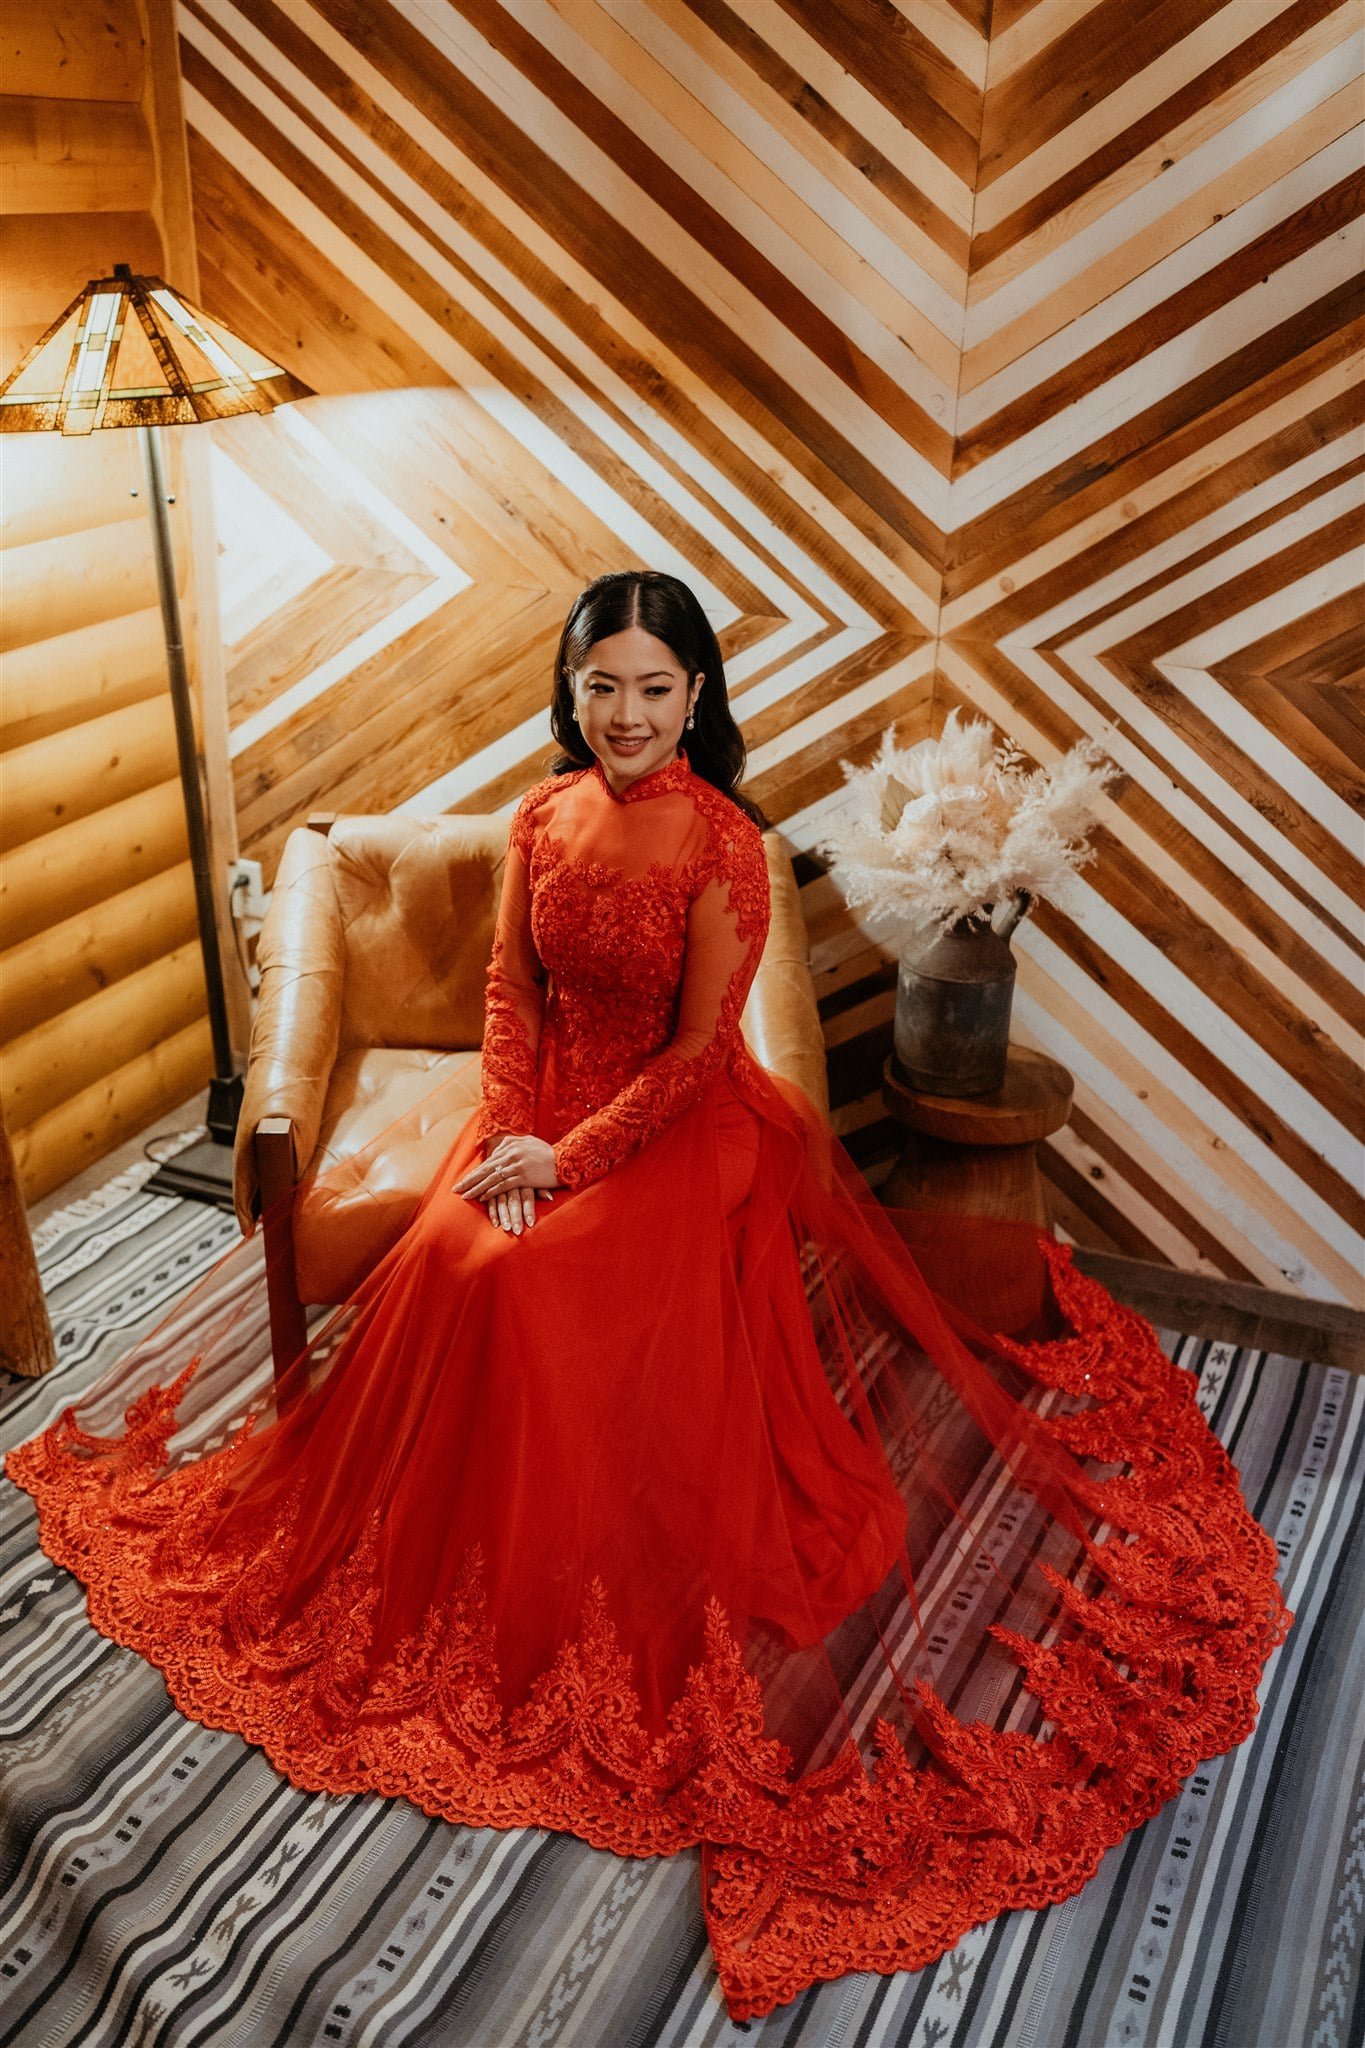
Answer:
xmin=227 ymin=858 xmax=266 ymax=921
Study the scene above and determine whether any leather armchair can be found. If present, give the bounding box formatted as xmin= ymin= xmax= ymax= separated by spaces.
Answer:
xmin=234 ymin=811 xmax=829 ymax=1373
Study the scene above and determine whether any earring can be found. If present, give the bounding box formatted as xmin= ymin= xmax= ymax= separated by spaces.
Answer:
xmin=685 ymin=712 xmax=695 ymax=728
xmin=571 ymin=708 xmax=578 ymax=722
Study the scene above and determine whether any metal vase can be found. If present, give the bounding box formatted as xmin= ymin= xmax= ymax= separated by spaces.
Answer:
xmin=892 ymin=895 xmax=1028 ymax=1097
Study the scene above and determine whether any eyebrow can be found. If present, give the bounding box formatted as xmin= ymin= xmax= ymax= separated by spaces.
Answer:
xmin=584 ymin=668 xmax=677 ymax=680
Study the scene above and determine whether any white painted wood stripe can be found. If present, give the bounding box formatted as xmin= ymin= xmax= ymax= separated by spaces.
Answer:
xmin=983 ymin=0 xmax=1107 ymax=86
xmin=384 ymin=0 xmax=955 ymax=519
xmin=951 ymin=229 xmax=1362 ymax=522
xmin=189 ymin=1 xmax=910 ymax=635
xmin=1050 ymin=868 xmax=1360 ymax=1192
xmin=726 ymin=622 xmax=894 ymax=726
xmin=1014 ymin=995 xmax=1341 ymax=1298
xmin=1012 ymin=951 xmax=1360 ymax=1301
xmin=743 ymin=642 xmax=936 ymax=780
xmin=1063 ymin=471 xmax=1363 ymax=656
xmin=1046 ymin=1121 xmax=1214 ymax=1269
xmin=959 ymin=123 xmax=1362 ymax=427
xmin=229 ymin=581 xmax=460 ymax=756
xmin=963 ymin=84 xmax=1363 ymax=395
xmin=183 ymin=9 xmax=738 ymax=618
xmin=395 ymin=615 xmax=874 ymax=817
xmin=1001 ymin=430 xmax=1360 ymax=650
xmin=964 ymin=35 xmax=1362 ymax=345
xmin=890 ymin=0 xmax=988 ymax=83
xmin=733 ymin=0 xmax=975 ymax=229
xmin=1163 ymin=543 xmax=1364 ymax=670
xmin=212 ymin=446 xmax=332 ymax=646
xmin=234 ymin=0 xmax=944 ymax=627
xmin=586 ymin=0 xmax=969 ymax=364
xmin=941 ymin=640 xmax=1365 ymax=1013
xmin=281 ymin=406 xmax=481 ymax=581
xmin=969 ymin=2 xmax=1361 ymax=304
xmin=657 ymin=0 xmax=970 ymax=302
xmin=183 ymin=88 xmax=761 ymax=632
xmin=1058 ymin=646 xmax=1365 ymax=944
xmin=397 ymin=708 xmax=555 ymax=814
xmin=1157 ymin=641 xmax=1360 ymax=862
xmin=824 ymin=951 xmax=1363 ymax=1297
xmin=939 ymin=354 xmax=1362 ymax=634
xmin=973 ymin=0 xmax=1303 ymax=234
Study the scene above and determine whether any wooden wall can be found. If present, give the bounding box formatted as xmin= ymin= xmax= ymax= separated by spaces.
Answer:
xmin=0 ymin=0 xmax=240 ymax=1203
xmin=42 ymin=0 xmax=1365 ymax=1300
xmin=947 ymin=1 xmax=1363 ymax=1303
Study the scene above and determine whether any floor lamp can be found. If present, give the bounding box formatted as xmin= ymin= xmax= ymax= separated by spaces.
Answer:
xmin=0 ymin=266 xmax=313 ymax=1206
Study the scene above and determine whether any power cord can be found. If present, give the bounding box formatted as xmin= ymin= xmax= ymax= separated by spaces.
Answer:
xmin=228 ymin=868 xmax=262 ymax=996
xmin=143 ymin=1129 xmax=203 ymax=1165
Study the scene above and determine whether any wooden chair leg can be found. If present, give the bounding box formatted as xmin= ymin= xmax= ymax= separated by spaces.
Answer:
xmin=256 ymin=1116 xmax=308 ymax=1387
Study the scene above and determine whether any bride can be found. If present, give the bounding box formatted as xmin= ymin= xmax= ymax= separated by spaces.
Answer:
xmin=6 ymin=569 xmax=1291 ymax=2022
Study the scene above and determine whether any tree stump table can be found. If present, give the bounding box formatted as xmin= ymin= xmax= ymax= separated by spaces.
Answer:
xmin=880 ymin=1045 xmax=1074 ymax=1228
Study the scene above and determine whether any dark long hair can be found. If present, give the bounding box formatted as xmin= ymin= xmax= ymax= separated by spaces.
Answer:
xmin=546 ymin=571 xmax=769 ymax=831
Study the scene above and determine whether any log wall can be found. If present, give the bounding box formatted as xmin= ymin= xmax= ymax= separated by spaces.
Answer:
xmin=0 ymin=0 xmax=240 ymax=1202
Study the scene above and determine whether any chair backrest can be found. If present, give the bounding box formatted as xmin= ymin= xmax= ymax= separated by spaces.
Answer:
xmin=263 ymin=808 xmax=826 ymax=1111
xmin=324 ymin=814 xmax=507 ymax=1051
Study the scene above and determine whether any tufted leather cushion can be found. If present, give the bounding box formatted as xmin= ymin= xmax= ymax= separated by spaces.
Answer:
xmin=327 ymin=817 xmax=502 ymax=1054
xmin=292 ymin=1048 xmax=483 ymax=1302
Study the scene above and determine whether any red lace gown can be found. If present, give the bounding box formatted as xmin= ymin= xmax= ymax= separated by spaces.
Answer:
xmin=6 ymin=749 xmax=1291 ymax=2021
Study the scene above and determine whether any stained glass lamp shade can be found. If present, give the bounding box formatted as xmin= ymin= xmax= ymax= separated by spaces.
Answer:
xmin=0 ymin=267 xmax=314 ymax=1207
xmin=0 ymin=265 xmax=312 ymax=431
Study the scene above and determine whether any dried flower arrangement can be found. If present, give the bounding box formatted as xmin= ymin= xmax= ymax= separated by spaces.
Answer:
xmin=817 ymin=709 xmax=1119 ymax=949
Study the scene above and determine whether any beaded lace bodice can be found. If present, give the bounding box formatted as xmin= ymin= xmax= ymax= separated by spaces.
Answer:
xmin=471 ymin=751 xmax=772 ymax=1189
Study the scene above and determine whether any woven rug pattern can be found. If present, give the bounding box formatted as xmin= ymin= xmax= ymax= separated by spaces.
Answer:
xmin=1 ymin=1155 xmax=1360 ymax=2048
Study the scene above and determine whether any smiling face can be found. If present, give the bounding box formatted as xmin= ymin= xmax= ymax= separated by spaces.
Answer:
xmin=569 ymin=625 xmax=703 ymax=794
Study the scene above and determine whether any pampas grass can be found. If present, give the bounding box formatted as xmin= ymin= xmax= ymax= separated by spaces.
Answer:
xmin=816 ymin=710 xmax=1118 ymax=950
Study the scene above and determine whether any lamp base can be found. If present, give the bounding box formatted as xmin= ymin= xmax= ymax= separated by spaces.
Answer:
xmin=146 ymin=1134 xmax=236 ymax=1211
xmin=146 ymin=1073 xmax=244 ymax=1211
xmin=207 ymin=1072 xmax=244 ymax=1143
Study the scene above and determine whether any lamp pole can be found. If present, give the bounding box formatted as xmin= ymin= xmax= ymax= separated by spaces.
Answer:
xmin=138 ymin=419 xmax=241 ymax=1139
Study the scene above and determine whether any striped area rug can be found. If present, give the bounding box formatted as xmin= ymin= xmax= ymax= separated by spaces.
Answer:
xmin=1 ymin=1154 xmax=1359 ymax=2048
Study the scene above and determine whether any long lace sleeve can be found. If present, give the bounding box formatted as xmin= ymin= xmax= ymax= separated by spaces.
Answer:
xmin=471 ymin=803 xmax=547 ymax=1151
xmin=551 ymin=820 xmax=771 ymax=1190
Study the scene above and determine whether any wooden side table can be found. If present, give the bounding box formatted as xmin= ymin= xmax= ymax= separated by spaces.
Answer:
xmin=880 ymin=1045 xmax=1074 ymax=1228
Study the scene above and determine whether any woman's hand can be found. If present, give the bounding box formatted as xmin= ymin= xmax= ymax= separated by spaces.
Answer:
xmin=454 ymin=1135 xmax=560 ymax=1237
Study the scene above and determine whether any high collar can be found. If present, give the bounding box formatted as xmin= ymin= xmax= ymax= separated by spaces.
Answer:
xmin=589 ymin=749 xmax=693 ymax=805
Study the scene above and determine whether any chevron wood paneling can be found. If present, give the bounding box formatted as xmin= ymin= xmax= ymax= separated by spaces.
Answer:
xmin=176 ymin=0 xmax=1362 ymax=1301
xmin=944 ymin=0 xmax=1364 ymax=1303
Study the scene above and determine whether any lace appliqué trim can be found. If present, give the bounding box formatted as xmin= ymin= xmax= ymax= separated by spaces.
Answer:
xmin=5 ymin=1238 xmax=1290 ymax=2022
xmin=472 ymin=776 xmax=568 ymax=1147
xmin=471 ymin=997 xmax=539 ymax=1149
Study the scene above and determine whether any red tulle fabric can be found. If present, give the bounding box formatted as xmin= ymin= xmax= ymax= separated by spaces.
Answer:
xmin=5 ymin=750 xmax=1291 ymax=2021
